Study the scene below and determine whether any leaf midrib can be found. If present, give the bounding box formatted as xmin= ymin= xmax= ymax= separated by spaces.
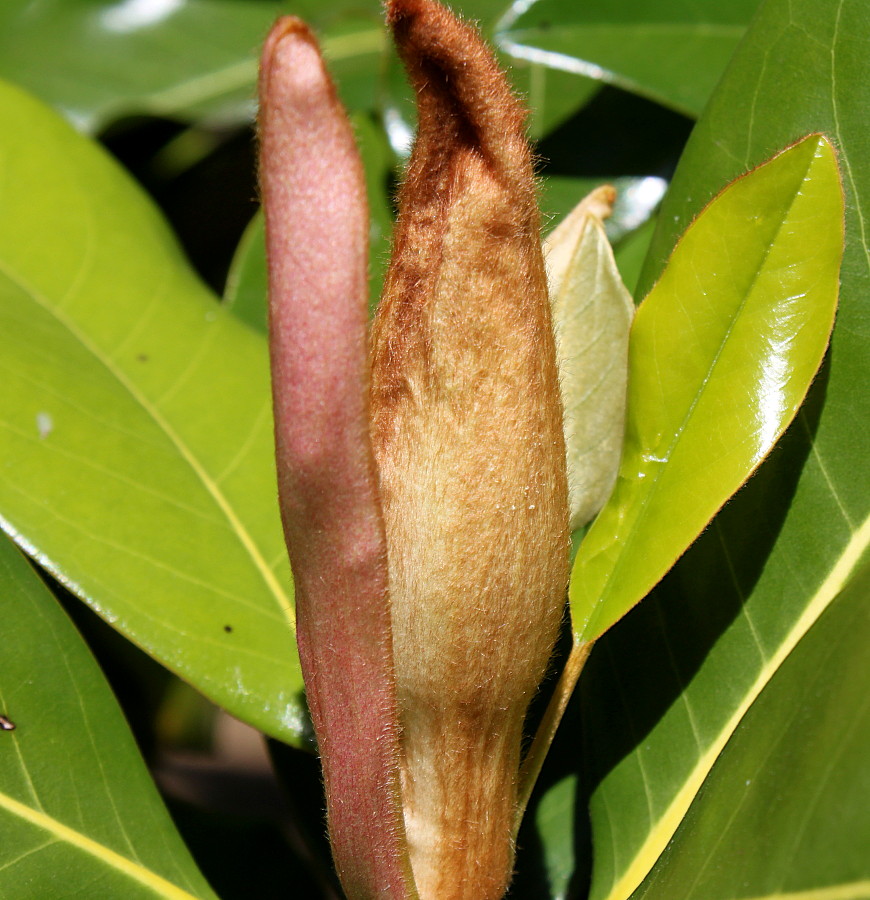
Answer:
xmin=601 ymin=515 xmax=870 ymax=900
xmin=0 ymin=789 xmax=206 ymax=900
xmin=138 ymin=28 xmax=384 ymax=117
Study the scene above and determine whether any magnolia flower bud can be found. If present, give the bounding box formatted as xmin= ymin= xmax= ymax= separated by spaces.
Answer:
xmin=259 ymin=20 xmax=413 ymax=898
xmin=260 ymin=2 xmax=569 ymax=897
xmin=371 ymin=1 xmax=569 ymax=897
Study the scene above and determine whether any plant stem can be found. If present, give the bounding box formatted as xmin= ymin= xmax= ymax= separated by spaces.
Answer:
xmin=514 ymin=638 xmax=594 ymax=833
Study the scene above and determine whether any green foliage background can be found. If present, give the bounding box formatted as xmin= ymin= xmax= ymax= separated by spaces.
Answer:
xmin=0 ymin=1 xmax=866 ymax=898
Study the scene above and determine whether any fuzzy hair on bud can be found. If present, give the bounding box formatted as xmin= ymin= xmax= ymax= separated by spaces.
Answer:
xmin=371 ymin=1 xmax=570 ymax=897
xmin=259 ymin=19 xmax=415 ymax=899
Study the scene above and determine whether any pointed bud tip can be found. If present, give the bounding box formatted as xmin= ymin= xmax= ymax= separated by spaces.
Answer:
xmin=261 ymin=15 xmax=314 ymax=65
xmin=588 ymin=184 xmax=617 ymax=220
xmin=385 ymin=0 xmax=475 ymax=66
xmin=384 ymin=0 xmax=529 ymax=183
xmin=260 ymin=16 xmax=331 ymax=109
xmin=384 ymin=0 xmax=436 ymax=25
xmin=385 ymin=0 xmax=498 ymax=78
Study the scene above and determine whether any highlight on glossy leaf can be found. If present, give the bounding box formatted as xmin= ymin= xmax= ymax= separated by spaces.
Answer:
xmin=545 ymin=185 xmax=635 ymax=532
xmin=571 ymin=133 xmax=844 ymax=643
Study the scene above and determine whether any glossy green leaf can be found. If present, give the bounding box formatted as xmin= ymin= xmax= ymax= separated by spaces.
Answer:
xmin=0 ymin=79 xmax=307 ymax=746
xmin=497 ymin=0 xmax=759 ymax=117
xmin=0 ymin=0 xmax=390 ymax=132
xmin=572 ymin=134 xmax=843 ymax=642
xmin=576 ymin=0 xmax=870 ymax=894
xmin=545 ymin=188 xmax=634 ymax=531
xmin=0 ymin=0 xmax=281 ymax=131
xmin=633 ymin=560 xmax=870 ymax=899
xmin=0 ymin=535 xmax=217 ymax=898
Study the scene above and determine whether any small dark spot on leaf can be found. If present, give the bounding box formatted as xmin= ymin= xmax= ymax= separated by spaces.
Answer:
xmin=224 ymin=625 xmax=233 ymax=633
xmin=0 ymin=715 xmax=16 ymax=731
xmin=137 ymin=353 xmax=149 ymax=362
xmin=538 ymin=19 xmax=551 ymax=30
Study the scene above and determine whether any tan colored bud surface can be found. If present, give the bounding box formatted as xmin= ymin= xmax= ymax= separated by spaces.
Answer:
xmin=370 ymin=1 xmax=570 ymax=896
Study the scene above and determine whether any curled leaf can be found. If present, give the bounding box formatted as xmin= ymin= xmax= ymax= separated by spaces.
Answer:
xmin=545 ymin=186 xmax=635 ymax=531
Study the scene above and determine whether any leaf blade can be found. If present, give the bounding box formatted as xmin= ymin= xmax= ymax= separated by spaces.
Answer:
xmin=0 ymin=0 xmax=284 ymax=129
xmin=579 ymin=0 xmax=870 ymax=880
xmin=0 ymin=535 xmax=217 ymax=899
xmin=578 ymin=0 xmax=870 ymax=890
xmin=497 ymin=0 xmax=759 ymax=117
xmin=571 ymin=134 xmax=844 ymax=642
xmin=606 ymin=516 xmax=870 ymax=899
xmin=0 ymin=78 xmax=305 ymax=745
xmin=631 ymin=557 xmax=870 ymax=898
xmin=0 ymin=0 xmax=392 ymax=131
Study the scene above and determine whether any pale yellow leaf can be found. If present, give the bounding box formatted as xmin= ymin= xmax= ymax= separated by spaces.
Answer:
xmin=545 ymin=187 xmax=634 ymax=531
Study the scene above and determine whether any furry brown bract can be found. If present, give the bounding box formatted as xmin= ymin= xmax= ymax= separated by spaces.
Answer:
xmin=371 ymin=1 xmax=570 ymax=897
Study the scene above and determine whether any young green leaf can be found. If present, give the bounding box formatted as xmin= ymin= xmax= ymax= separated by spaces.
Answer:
xmin=545 ymin=185 xmax=634 ymax=531
xmin=0 ymin=535 xmax=217 ymax=899
xmin=572 ymin=133 xmax=844 ymax=642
